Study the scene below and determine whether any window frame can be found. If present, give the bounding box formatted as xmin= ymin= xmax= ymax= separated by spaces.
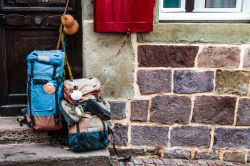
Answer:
xmin=159 ymin=0 xmax=250 ymax=21
xmin=193 ymin=0 xmax=242 ymax=13
xmin=160 ymin=0 xmax=186 ymax=13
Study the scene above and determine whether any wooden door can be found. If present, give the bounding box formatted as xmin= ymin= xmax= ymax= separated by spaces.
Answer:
xmin=0 ymin=0 xmax=82 ymax=116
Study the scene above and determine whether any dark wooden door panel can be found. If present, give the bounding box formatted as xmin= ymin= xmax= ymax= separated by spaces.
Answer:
xmin=3 ymin=0 xmax=68 ymax=7
xmin=0 ymin=0 xmax=82 ymax=116
xmin=1 ymin=0 xmax=75 ymax=12
xmin=0 ymin=27 xmax=9 ymax=114
xmin=6 ymin=30 xmax=58 ymax=94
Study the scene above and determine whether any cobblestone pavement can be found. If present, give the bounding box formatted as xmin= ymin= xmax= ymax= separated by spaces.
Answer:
xmin=112 ymin=158 xmax=247 ymax=166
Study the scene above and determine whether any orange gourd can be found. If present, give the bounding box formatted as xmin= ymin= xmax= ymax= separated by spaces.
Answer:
xmin=61 ymin=14 xmax=74 ymax=28
xmin=63 ymin=20 xmax=79 ymax=35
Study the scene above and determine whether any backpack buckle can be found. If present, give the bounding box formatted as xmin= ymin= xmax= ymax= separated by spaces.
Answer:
xmin=56 ymin=77 xmax=62 ymax=84
xmin=17 ymin=117 xmax=32 ymax=128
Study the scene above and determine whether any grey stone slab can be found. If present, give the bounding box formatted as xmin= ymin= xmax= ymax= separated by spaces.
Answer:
xmin=0 ymin=144 xmax=110 ymax=166
xmin=138 ymin=23 xmax=250 ymax=44
xmin=0 ymin=117 xmax=49 ymax=144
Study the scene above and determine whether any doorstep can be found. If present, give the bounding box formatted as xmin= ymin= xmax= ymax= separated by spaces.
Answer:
xmin=0 ymin=144 xmax=110 ymax=166
xmin=0 ymin=117 xmax=49 ymax=144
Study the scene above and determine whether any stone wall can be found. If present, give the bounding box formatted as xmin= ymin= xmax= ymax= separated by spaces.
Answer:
xmin=109 ymin=45 xmax=250 ymax=164
xmin=82 ymin=0 xmax=250 ymax=163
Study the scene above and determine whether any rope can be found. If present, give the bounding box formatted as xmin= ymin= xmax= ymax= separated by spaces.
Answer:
xmin=56 ymin=0 xmax=70 ymax=49
xmin=61 ymin=33 xmax=74 ymax=80
xmin=56 ymin=0 xmax=74 ymax=80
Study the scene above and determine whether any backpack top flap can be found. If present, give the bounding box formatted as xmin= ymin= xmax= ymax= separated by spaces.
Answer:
xmin=64 ymin=78 xmax=101 ymax=96
xmin=27 ymin=50 xmax=65 ymax=79
xmin=27 ymin=50 xmax=65 ymax=65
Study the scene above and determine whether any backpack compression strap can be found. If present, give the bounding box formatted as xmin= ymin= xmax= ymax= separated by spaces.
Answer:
xmin=28 ymin=61 xmax=35 ymax=125
xmin=52 ymin=65 xmax=62 ymax=125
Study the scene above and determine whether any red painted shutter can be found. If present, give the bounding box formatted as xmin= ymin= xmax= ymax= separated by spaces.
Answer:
xmin=94 ymin=0 xmax=155 ymax=33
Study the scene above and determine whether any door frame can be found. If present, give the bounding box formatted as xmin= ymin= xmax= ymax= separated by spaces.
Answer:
xmin=0 ymin=0 xmax=83 ymax=116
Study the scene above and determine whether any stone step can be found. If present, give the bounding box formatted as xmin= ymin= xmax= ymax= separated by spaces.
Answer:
xmin=0 ymin=144 xmax=110 ymax=166
xmin=0 ymin=117 xmax=49 ymax=144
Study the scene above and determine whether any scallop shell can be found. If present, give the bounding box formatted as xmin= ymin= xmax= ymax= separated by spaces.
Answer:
xmin=43 ymin=83 xmax=55 ymax=94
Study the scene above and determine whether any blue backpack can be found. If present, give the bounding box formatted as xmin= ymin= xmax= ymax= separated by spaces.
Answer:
xmin=18 ymin=50 xmax=65 ymax=131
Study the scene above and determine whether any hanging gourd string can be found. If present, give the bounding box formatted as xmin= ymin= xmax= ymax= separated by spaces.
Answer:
xmin=56 ymin=0 xmax=70 ymax=50
xmin=56 ymin=0 xmax=74 ymax=80
xmin=64 ymin=0 xmax=70 ymax=15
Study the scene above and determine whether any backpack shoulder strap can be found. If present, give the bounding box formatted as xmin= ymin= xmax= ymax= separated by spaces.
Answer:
xmin=17 ymin=61 xmax=35 ymax=128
